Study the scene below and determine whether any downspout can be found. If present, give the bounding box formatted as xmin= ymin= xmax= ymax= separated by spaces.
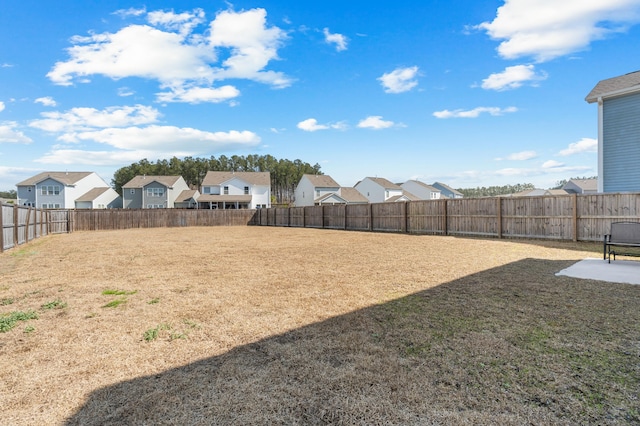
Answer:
xmin=597 ymin=97 xmax=604 ymax=193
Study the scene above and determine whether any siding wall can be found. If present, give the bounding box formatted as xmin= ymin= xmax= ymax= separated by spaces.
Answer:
xmin=603 ymin=93 xmax=640 ymax=192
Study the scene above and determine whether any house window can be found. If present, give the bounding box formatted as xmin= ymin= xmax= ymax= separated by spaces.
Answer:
xmin=223 ymin=186 xmax=229 ymax=195
xmin=244 ymin=186 xmax=249 ymax=195
xmin=41 ymin=185 xmax=60 ymax=195
xmin=147 ymin=204 xmax=164 ymax=209
xmin=203 ymin=187 xmax=210 ymax=194
xmin=316 ymin=189 xmax=320 ymax=197
xmin=146 ymin=188 xmax=165 ymax=197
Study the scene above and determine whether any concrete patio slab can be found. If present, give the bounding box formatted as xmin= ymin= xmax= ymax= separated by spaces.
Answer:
xmin=556 ymin=257 xmax=640 ymax=285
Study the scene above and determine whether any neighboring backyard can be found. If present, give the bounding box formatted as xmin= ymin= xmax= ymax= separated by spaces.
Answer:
xmin=0 ymin=227 xmax=638 ymax=425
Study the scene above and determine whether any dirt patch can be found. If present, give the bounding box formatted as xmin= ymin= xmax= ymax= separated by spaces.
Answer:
xmin=0 ymin=227 xmax=638 ymax=425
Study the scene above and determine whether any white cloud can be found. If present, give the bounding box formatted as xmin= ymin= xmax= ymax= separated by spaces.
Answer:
xmin=47 ymin=8 xmax=291 ymax=101
xmin=480 ymin=64 xmax=547 ymax=91
xmin=497 ymin=150 xmax=538 ymax=161
xmin=156 ymin=85 xmax=240 ymax=103
xmin=433 ymin=106 xmax=518 ymax=119
xmin=0 ymin=122 xmax=33 ymax=144
xmin=378 ymin=66 xmax=419 ymax=93
xmin=118 ymin=87 xmax=135 ymax=97
xmin=34 ymin=97 xmax=57 ymax=107
xmin=558 ymin=137 xmax=598 ymax=155
xmin=29 ymin=105 xmax=160 ymax=133
xmin=357 ymin=116 xmax=394 ymax=130
xmin=542 ymin=160 xmax=565 ymax=169
xmin=208 ymin=8 xmax=291 ymax=88
xmin=113 ymin=7 xmax=146 ymax=18
xmin=477 ymin=0 xmax=640 ymax=62
xmin=57 ymin=126 xmax=260 ymax=152
xmin=0 ymin=101 xmax=4 ymax=112
xmin=323 ymin=28 xmax=348 ymax=51
xmin=297 ymin=118 xmax=346 ymax=132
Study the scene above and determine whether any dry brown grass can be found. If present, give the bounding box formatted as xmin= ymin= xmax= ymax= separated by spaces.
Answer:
xmin=0 ymin=227 xmax=638 ymax=425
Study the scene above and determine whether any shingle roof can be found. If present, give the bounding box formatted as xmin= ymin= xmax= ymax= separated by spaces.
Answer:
xmin=567 ymin=178 xmax=598 ymax=191
xmin=16 ymin=171 xmax=94 ymax=186
xmin=175 ymin=190 xmax=199 ymax=202
xmin=365 ymin=177 xmax=402 ymax=190
xmin=303 ymin=174 xmax=340 ymax=188
xmin=201 ymin=171 xmax=270 ymax=186
xmin=122 ymin=175 xmax=183 ymax=188
xmin=432 ymin=182 xmax=462 ymax=196
xmin=338 ymin=187 xmax=368 ymax=203
xmin=404 ymin=180 xmax=440 ymax=192
xmin=75 ymin=187 xmax=111 ymax=202
xmin=585 ymin=70 xmax=640 ymax=103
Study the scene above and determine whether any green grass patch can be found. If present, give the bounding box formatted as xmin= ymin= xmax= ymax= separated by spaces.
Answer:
xmin=0 ymin=310 xmax=38 ymax=333
xmin=1 ymin=298 xmax=14 ymax=306
xmin=102 ymin=298 xmax=127 ymax=308
xmin=143 ymin=323 xmax=172 ymax=342
xmin=41 ymin=299 xmax=67 ymax=310
xmin=24 ymin=325 xmax=35 ymax=334
xmin=148 ymin=298 xmax=160 ymax=304
xmin=102 ymin=289 xmax=137 ymax=296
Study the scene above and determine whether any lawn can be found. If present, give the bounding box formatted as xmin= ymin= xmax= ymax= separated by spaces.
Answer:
xmin=0 ymin=227 xmax=638 ymax=425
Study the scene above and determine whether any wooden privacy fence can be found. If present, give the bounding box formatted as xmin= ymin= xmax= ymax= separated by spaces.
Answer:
xmin=1 ymin=203 xmax=51 ymax=253
xmin=255 ymin=193 xmax=640 ymax=242
xmin=1 ymin=206 xmax=258 ymax=252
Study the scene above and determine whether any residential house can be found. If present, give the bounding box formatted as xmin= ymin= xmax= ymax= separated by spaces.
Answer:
xmin=401 ymin=180 xmax=442 ymax=200
xmin=354 ymin=177 xmax=417 ymax=203
xmin=431 ymin=182 xmax=463 ymax=199
xmin=174 ymin=190 xmax=201 ymax=209
xmin=586 ymin=70 xmax=640 ymax=192
xmin=16 ymin=171 xmax=121 ymax=209
xmin=122 ymin=175 xmax=190 ymax=209
xmin=294 ymin=174 xmax=340 ymax=206
xmin=504 ymin=189 xmax=568 ymax=197
xmin=198 ymin=171 xmax=270 ymax=209
xmin=562 ymin=178 xmax=598 ymax=194
xmin=314 ymin=187 xmax=369 ymax=205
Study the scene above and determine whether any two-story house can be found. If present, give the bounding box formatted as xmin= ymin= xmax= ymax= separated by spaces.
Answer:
xmin=586 ymin=70 xmax=640 ymax=192
xmin=16 ymin=171 xmax=121 ymax=209
xmin=122 ymin=175 xmax=190 ymax=209
xmin=354 ymin=177 xmax=418 ymax=203
xmin=198 ymin=171 xmax=271 ymax=209
xmin=431 ymin=182 xmax=464 ymax=199
xmin=294 ymin=175 xmax=340 ymax=206
xmin=562 ymin=178 xmax=598 ymax=195
xmin=401 ymin=180 xmax=442 ymax=200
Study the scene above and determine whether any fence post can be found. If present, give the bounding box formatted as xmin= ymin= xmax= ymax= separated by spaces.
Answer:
xmin=572 ymin=194 xmax=578 ymax=242
xmin=369 ymin=203 xmax=373 ymax=232
xmin=403 ymin=202 xmax=408 ymax=233
xmin=288 ymin=206 xmax=291 ymax=227
xmin=0 ymin=203 xmax=4 ymax=253
xmin=344 ymin=204 xmax=347 ymax=230
xmin=497 ymin=197 xmax=502 ymax=239
xmin=25 ymin=207 xmax=32 ymax=243
xmin=13 ymin=205 xmax=18 ymax=247
xmin=443 ymin=199 xmax=448 ymax=236
xmin=321 ymin=205 xmax=325 ymax=229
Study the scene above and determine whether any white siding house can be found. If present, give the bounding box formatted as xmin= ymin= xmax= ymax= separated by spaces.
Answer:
xmin=401 ymin=180 xmax=441 ymax=200
xmin=199 ymin=171 xmax=270 ymax=209
xmin=16 ymin=172 xmax=120 ymax=209
xmin=355 ymin=177 xmax=406 ymax=203
xmin=562 ymin=178 xmax=598 ymax=194
xmin=586 ymin=70 xmax=640 ymax=193
xmin=294 ymin=175 xmax=341 ymax=206
xmin=122 ymin=175 xmax=190 ymax=209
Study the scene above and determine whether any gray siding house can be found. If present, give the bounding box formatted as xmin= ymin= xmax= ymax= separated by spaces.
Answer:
xmin=16 ymin=171 xmax=121 ymax=209
xmin=431 ymin=182 xmax=463 ymax=199
xmin=586 ymin=70 xmax=640 ymax=193
xmin=122 ymin=175 xmax=190 ymax=209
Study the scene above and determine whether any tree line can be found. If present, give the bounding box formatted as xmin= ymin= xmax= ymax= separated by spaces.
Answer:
xmin=456 ymin=183 xmax=535 ymax=198
xmin=111 ymin=155 xmax=322 ymax=204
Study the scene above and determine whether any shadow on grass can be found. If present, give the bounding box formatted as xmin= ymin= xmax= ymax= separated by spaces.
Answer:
xmin=66 ymin=259 xmax=640 ymax=425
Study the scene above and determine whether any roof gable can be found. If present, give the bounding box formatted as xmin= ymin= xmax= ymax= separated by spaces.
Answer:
xmin=123 ymin=175 xmax=182 ymax=188
xmin=302 ymin=174 xmax=340 ymax=188
xmin=75 ymin=187 xmax=111 ymax=202
xmin=365 ymin=177 xmax=402 ymax=190
xmin=17 ymin=171 xmax=94 ymax=186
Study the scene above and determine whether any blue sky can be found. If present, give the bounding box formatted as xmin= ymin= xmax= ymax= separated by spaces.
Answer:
xmin=1 ymin=0 xmax=640 ymax=191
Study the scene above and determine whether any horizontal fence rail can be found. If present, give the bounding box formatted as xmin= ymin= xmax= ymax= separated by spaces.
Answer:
xmin=3 ymin=193 xmax=640 ymax=252
xmin=255 ymin=193 xmax=640 ymax=242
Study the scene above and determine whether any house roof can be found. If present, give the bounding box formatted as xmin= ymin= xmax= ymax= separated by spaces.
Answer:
xmin=404 ymin=180 xmax=441 ymax=192
xmin=16 ymin=171 xmax=94 ymax=186
xmin=75 ymin=187 xmax=112 ymax=202
xmin=339 ymin=187 xmax=368 ymax=203
xmin=432 ymin=181 xmax=462 ymax=196
xmin=316 ymin=192 xmax=347 ymax=204
xmin=122 ymin=175 xmax=183 ymax=188
xmin=566 ymin=178 xmax=598 ymax=191
xmin=197 ymin=194 xmax=253 ymax=203
xmin=175 ymin=190 xmax=200 ymax=202
xmin=302 ymin=174 xmax=340 ymax=188
xmin=201 ymin=171 xmax=270 ymax=186
xmin=585 ymin=70 xmax=640 ymax=103
xmin=364 ymin=177 xmax=402 ymax=190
